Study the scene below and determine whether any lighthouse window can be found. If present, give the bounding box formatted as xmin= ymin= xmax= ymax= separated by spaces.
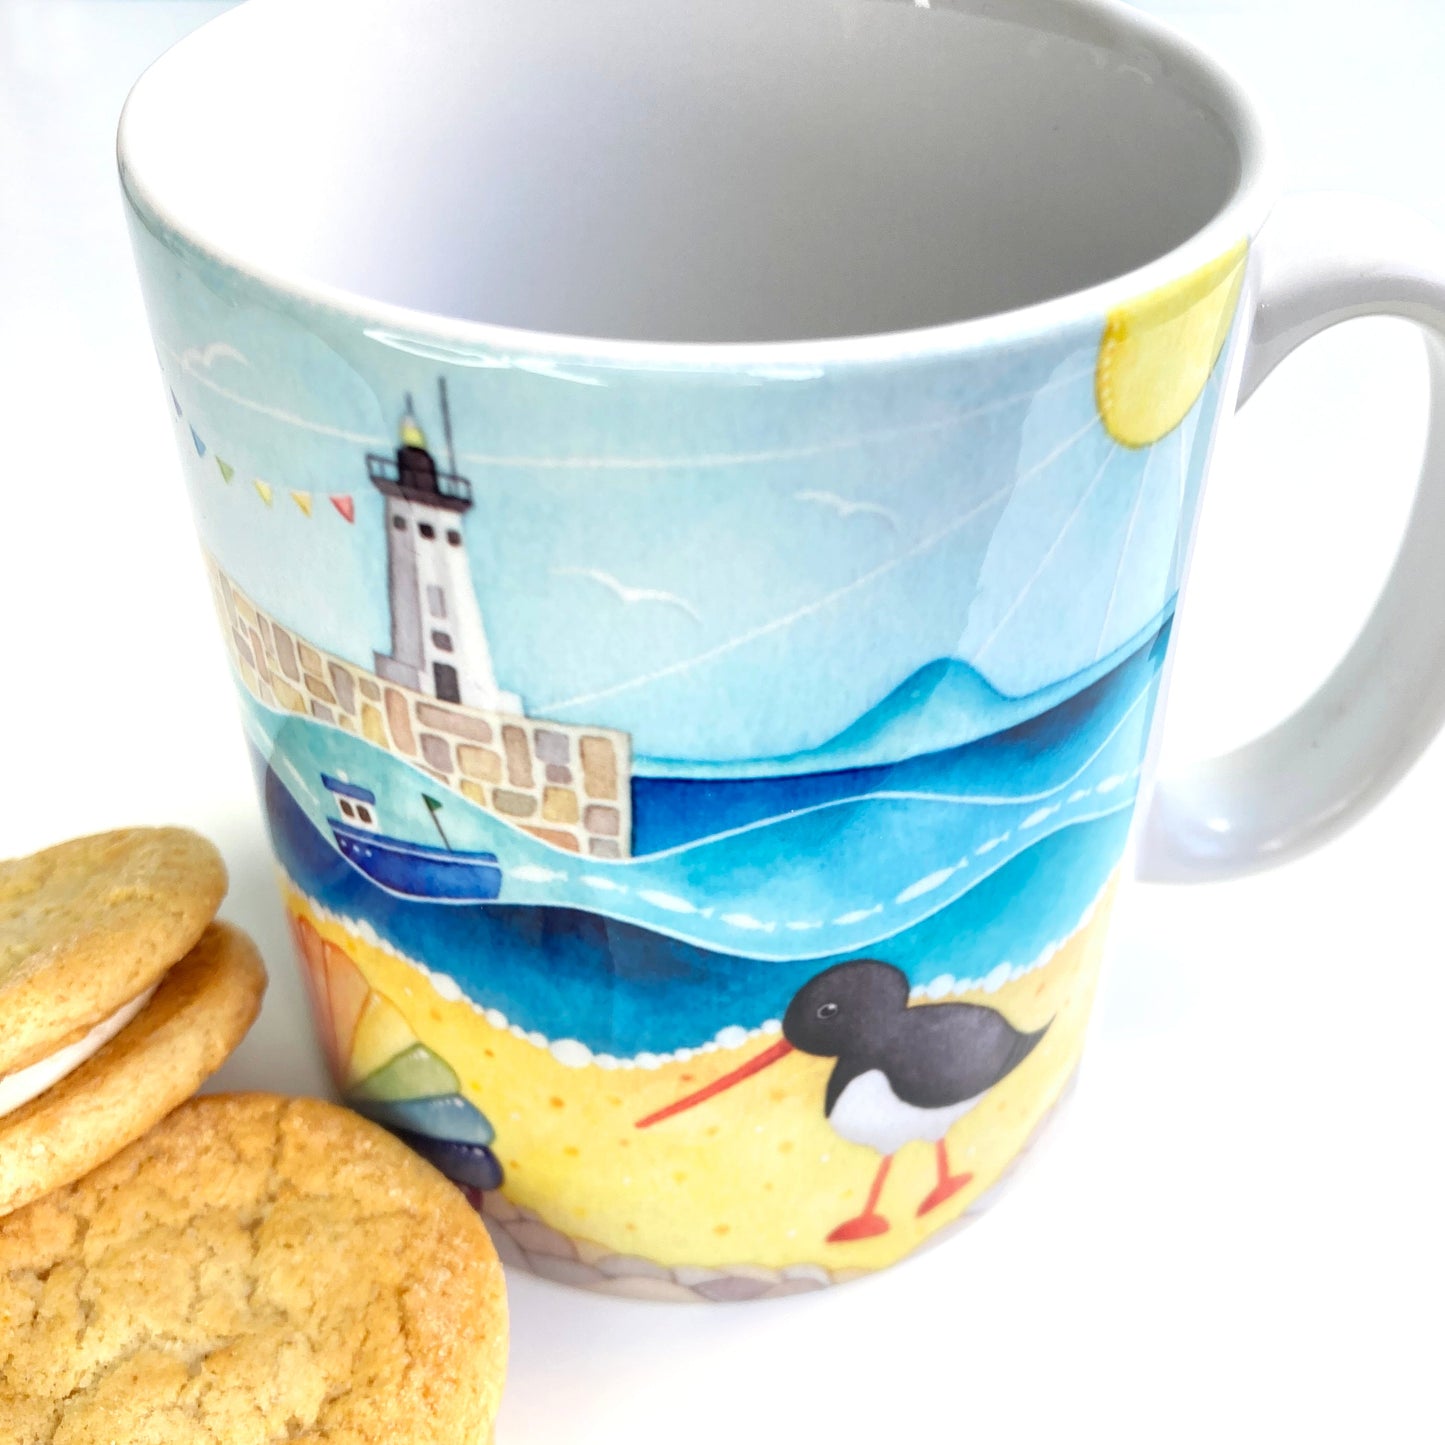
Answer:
xmin=419 ymin=522 xmax=436 ymax=539
xmin=392 ymin=515 xmax=406 ymax=531
xmin=426 ymin=585 xmax=447 ymax=618
xmin=431 ymin=630 xmax=454 ymax=652
xmin=447 ymin=529 xmax=462 ymax=546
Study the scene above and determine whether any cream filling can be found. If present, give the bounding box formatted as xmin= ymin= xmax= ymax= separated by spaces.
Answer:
xmin=0 ymin=985 xmax=158 ymax=1119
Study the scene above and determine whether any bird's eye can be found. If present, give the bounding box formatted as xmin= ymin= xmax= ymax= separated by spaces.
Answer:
xmin=816 ymin=1002 xmax=839 ymax=1020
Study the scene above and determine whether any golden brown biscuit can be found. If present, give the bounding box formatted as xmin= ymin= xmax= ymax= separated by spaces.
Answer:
xmin=0 ymin=827 xmax=228 ymax=1075
xmin=0 ymin=921 xmax=265 ymax=1217
xmin=0 ymin=1093 xmax=508 ymax=1444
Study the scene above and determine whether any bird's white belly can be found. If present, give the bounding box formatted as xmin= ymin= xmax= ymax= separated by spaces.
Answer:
xmin=827 ymin=1069 xmax=982 ymax=1157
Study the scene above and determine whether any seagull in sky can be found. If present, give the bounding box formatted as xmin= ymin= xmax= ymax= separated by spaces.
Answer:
xmin=553 ymin=567 xmax=702 ymax=622
xmin=796 ymin=490 xmax=899 ymax=529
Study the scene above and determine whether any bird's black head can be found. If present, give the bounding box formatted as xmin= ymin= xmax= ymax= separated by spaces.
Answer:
xmin=782 ymin=960 xmax=910 ymax=1058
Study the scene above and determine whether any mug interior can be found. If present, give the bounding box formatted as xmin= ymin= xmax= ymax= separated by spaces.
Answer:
xmin=121 ymin=0 xmax=1248 ymax=345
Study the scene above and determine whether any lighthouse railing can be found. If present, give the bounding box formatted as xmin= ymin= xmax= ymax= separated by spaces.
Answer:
xmin=366 ymin=453 xmax=473 ymax=504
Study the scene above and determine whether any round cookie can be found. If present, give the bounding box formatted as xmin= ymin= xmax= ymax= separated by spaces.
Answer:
xmin=0 ymin=1093 xmax=508 ymax=1445
xmin=0 ymin=921 xmax=265 ymax=1218
xmin=0 ymin=827 xmax=228 ymax=1076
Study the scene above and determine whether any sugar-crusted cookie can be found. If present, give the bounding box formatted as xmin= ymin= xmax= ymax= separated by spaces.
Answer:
xmin=0 ymin=921 xmax=265 ymax=1217
xmin=0 ymin=827 xmax=228 ymax=1076
xmin=0 ymin=1093 xmax=508 ymax=1444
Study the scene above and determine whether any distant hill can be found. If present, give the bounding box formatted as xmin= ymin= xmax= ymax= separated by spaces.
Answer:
xmin=636 ymin=606 xmax=1173 ymax=779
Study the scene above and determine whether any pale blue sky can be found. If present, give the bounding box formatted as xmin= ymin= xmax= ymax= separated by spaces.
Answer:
xmin=132 ymin=212 xmax=1230 ymax=766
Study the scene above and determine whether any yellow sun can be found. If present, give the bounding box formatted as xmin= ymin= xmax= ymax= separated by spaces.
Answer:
xmin=1096 ymin=239 xmax=1249 ymax=447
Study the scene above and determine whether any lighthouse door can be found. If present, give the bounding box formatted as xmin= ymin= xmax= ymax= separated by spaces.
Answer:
xmin=434 ymin=662 xmax=461 ymax=703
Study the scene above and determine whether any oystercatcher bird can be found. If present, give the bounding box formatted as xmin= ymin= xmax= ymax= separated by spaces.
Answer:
xmin=638 ymin=960 xmax=1048 ymax=1242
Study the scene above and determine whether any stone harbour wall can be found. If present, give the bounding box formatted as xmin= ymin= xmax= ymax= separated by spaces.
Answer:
xmin=207 ymin=558 xmax=633 ymax=858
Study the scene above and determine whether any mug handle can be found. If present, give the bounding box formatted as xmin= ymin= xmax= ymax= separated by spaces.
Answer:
xmin=1137 ymin=192 xmax=1445 ymax=882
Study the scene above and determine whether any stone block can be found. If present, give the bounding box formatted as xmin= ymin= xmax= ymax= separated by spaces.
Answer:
xmin=297 ymin=640 xmax=323 ymax=675
xmin=534 ymin=728 xmax=570 ymax=764
xmin=385 ymin=688 xmax=416 ymax=755
xmin=460 ymin=780 xmax=488 ymax=805
xmin=522 ymin=826 xmax=581 ymax=853
xmin=361 ymin=704 xmax=387 ymax=747
xmin=457 ymin=744 xmax=502 ymax=783
xmin=502 ymin=724 xmax=533 ymax=788
xmin=542 ymin=787 xmax=579 ymax=824
xmin=358 ymin=676 xmax=380 ymax=701
xmin=494 ymin=789 xmax=538 ymax=818
xmin=509 ymin=1220 xmax=578 ymax=1259
xmin=545 ymin=763 xmax=572 ymax=785
xmin=419 ymin=732 xmax=453 ymax=771
xmin=273 ymin=679 xmax=308 ymax=714
xmin=417 ymin=702 xmax=492 ymax=742
xmin=583 ymin=804 xmax=620 ymax=837
xmin=272 ymin=628 xmax=300 ymax=682
xmin=694 ymin=1275 xmax=774 ymax=1303
xmin=328 ymin=661 xmax=356 ymax=714
xmin=594 ymin=1275 xmax=701 ymax=1304
xmin=580 ymin=736 xmax=618 ymax=799
xmin=588 ymin=838 xmax=622 ymax=859
xmin=596 ymin=1253 xmax=673 ymax=1281
xmin=310 ymin=701 xmax=335 ymax=724
xmin=303 ymin=673 xmax=336 ymax=705
xmin=528 ymin=1254 xmax=604 ymax=1290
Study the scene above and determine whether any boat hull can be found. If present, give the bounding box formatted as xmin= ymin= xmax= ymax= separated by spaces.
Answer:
xmin=329 ymin=819 xmax=502 ymax=902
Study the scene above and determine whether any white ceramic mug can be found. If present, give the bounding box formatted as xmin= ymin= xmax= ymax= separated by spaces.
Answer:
xmin=120 ymin=0 xmax=1445 ymax=1298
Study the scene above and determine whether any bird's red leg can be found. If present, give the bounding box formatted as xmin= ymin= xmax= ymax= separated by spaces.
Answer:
xmin=917 ymin=1138 xmax=974 ymax=1217
xmin=826 ymin=1155 xmax=894 ymax=1243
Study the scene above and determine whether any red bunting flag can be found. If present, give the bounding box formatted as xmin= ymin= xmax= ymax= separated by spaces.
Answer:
xmin=330 ymin=495 xmax=355 ymax=523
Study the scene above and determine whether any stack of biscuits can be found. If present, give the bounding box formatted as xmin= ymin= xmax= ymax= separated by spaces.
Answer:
xmin=0 ymin=828 xmax=508 ymax=1444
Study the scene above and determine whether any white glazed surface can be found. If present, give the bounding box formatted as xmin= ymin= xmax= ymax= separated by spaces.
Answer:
xmin=119 ymin=0 xmax=1270 ymax=350
xmin=2 ymin=0 xmax=1442 ymax=1440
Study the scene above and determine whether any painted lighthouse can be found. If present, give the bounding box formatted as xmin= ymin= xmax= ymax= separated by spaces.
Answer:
xmin=369 ymin=387 xmax=521 ymax=714
xmin=207 ymin=382 xmax=635 ymax=860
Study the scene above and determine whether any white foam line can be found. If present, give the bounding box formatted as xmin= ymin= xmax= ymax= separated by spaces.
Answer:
xmin=895 ymin=866 xmax=957 ymax=904
xmin=581 ymin=875 xmax=628 ymax=893
xmin=638 ymin=889 xmax=700 ymax=914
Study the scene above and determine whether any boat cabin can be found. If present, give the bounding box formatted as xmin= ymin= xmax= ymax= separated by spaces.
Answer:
xmin=322 ymin=773 xmax=380 ymax=833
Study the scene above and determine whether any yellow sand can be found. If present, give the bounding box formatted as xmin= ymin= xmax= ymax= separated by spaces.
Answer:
xmin=283 ymin=877 xmax=1116 ymax=1274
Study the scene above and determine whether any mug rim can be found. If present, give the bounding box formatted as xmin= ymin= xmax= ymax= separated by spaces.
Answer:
xmin=117 ymin=0 xmax=1278 ymax=368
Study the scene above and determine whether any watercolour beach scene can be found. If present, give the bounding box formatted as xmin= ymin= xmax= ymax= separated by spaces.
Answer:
xmin=135 ymin=195 xmax=1248 ymax=1294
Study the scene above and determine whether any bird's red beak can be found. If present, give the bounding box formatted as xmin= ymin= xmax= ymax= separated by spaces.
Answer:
xmin=635 ymin=1037 xmax=794 ymax=1129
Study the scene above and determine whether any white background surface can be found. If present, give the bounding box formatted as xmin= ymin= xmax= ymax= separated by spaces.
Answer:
xmin=2 ymin=2 xmax=1442 ymax=1439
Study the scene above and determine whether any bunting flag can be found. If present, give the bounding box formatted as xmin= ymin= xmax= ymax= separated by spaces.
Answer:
xmin=190 ymin=426 xmax=207 ymax=457
xmin=254 ymin=480 xmax=274 ymax=507
xmin=330 ymin=495 xmax=356 ymax=523
xmin=171 ymin=388 xmax=182 ymax=418
xmin=216 ymin=458 xmax=234 ymax=483
xmin=290 ymin=490 xmax=313 ymax=517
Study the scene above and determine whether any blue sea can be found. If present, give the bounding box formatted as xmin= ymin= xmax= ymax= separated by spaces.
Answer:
xmin=245 ymin=621 xmax=1169 ymax=1057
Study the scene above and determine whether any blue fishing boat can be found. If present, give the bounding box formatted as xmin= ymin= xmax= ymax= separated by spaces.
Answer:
xmin=322 ymin=774 xmax=502 ymax=902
